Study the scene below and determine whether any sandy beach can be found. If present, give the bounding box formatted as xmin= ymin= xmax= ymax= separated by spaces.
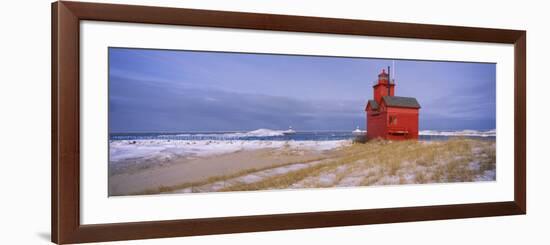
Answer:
xmin=109 ymin=144 xmax=340 ymax=195
xmin=109 ymin=138 xmax=496 ymax=196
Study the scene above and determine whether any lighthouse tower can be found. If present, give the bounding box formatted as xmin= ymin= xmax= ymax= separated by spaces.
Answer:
xmin=372 ymin=69 xmax=395 ymax=102
xmin=365 ymin=67 xmax=421 ymax=140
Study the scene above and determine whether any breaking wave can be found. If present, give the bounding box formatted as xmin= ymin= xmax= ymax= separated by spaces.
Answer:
xmin=174 ymin=129 xmax=288 ymax=138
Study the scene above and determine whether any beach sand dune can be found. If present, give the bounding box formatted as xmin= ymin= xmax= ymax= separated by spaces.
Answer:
xmin=109 ymin=138 xmax=496 ymax=196
xmin=109 ymin=146 xmax=337 ymax=196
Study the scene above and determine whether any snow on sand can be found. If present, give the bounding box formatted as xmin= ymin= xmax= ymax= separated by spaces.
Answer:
xmin=109 ymin=139 xmax=350 ymax=163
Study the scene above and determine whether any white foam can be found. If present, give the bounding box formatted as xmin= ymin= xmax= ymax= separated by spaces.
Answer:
xmin=173 ymin=128 xmax=288 ymax=138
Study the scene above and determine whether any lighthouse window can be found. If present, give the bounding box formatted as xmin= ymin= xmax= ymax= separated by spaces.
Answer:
xmin=389 ymin=115 xmax=398 ymax=125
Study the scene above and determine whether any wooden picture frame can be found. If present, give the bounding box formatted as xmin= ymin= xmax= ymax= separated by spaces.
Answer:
xmin=51 ymin=1 xmax=526 ymax=244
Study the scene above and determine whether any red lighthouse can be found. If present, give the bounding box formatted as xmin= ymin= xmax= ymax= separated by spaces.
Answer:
xmin=365 ymin=67 xmax=421 ymax=140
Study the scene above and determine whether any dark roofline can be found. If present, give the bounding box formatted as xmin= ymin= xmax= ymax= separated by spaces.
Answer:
xmin=365 ymin=100 xmax=379 ymax=111
xmin=381 ymin=96 xmax=421 ymax=109
xmin=372 ymin=83 xmax=395 ymax=88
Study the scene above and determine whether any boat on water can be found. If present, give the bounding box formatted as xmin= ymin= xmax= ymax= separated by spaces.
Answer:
xmin=283 ymin=126 xmax=296 ymax=135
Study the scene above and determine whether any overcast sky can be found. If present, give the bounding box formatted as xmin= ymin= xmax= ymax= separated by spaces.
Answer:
xmin=108 ymin=47 xmax=496 ymax=132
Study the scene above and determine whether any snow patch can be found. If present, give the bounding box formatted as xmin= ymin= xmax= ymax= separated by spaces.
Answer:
xmin=174 ymin=128 xmax=289 ymax=138
xmin=110 ymin=140 xmax=349 ymax=163
xmin=476 ymin=169 xmax=496 ymax=181
xmin=420 ymin=129 xmax=496 ymax=137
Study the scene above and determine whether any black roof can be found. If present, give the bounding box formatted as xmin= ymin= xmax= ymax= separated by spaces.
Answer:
xmin=382 ymin=96 xmax=421 ymax=109
xmin=367 ymin=100 xmax=379 ymax=110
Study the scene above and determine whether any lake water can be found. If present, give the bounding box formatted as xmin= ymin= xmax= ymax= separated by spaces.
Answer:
xmin=110 ymin=129 xmax=496 ymax=142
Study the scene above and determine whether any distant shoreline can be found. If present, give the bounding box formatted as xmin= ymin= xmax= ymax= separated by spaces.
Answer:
xmin=109 ymin=128 xmax=497 ymax=134
xmin=108 ymin=129 xmax=496 ymax=142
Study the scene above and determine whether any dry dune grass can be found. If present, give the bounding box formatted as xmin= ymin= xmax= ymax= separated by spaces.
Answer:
xmin=220 ymin=138 xmax=495 ymax=192
xmin=136 ymin=138 xmax=495 ymax=195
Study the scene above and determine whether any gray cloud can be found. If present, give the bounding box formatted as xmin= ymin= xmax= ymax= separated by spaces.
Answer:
xmin=109 ymin=76 xmax=365 ymax=132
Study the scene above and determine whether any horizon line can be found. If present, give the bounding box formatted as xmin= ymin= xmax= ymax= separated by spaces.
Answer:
xmin=109 ymin=128 xmax=497 ymax=134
